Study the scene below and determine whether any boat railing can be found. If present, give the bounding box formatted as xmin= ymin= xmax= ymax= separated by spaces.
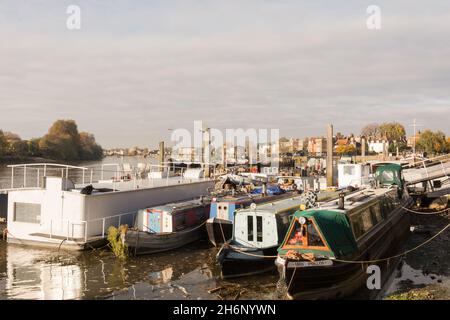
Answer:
xmin=47 ymin=211 xmax=137 ymax=243
xmin=6 ymin=163 xmax=91 ymax=190
xmin=2 ymin=162 xmax=214 ymax=192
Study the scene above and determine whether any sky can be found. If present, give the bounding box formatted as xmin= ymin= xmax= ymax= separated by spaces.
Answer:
xmin=0 ymin=0 xmax=449 ymax=148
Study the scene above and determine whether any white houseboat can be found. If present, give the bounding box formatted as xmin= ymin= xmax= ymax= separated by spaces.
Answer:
xmin=1 ymin=163 xmax=214 ymax=250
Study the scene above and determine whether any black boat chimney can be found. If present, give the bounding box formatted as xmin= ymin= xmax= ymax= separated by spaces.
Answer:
xmin=338 ymin=192 xmax=345 ymax=210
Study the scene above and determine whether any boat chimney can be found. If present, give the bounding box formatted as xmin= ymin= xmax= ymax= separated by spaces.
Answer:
xmin=262 ymin=182 xmax=267 ymax=197
xmin=338 ymin=192 xmax=345 ymax=210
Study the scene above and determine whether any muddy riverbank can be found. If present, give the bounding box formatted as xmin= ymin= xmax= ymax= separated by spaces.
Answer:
xmin=384 ymin=205 xmax=450 ymax=299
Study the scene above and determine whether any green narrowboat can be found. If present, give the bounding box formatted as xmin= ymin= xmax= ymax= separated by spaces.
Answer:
xmin=275 ymin=164 xmax=414 ymax=299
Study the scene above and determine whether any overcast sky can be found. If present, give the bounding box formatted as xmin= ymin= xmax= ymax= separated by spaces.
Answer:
xmin=0 ymin=0 xmax=449 ymax=148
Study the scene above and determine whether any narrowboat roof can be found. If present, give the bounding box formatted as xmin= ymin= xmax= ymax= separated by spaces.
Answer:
xmin=236 ymin=195 xmax=305 ymax=215
xmin=147 ymin=198 xmax=210 ymax=213
xmin=316 ymin=187 xmax=396 ymax=213
xmin=213 ymin=194 xmax=255 ymax=203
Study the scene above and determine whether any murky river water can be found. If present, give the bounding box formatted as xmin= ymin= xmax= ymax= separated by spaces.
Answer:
xmin=0 ymin=239 xmax=280 ymax=300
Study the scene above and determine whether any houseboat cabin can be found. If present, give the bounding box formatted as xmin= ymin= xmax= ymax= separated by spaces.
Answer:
xmin=126 ymin=197 xmax=211 ymax=255
xmin=206 ymin=185 xmax=289 ymax=246
xmin=216 ymin=195 xmax=308 ymax=278
xmin=135 ymin=198 xmax=210 ymax=233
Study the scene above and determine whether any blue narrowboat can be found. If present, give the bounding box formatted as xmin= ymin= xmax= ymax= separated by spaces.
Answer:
xmin=206 ymin=185 xmax=293 ymax=246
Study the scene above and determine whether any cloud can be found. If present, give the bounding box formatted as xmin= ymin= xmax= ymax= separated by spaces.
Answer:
xmin=0 ymin=0 xmax=449 ymax=147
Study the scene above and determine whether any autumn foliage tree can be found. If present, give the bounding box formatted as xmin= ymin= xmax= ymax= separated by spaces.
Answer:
xmin=39 ymin=120 xmax=103 ymax=161
xmin=0 ymin=120 xmax=103 ymax=161
xmin=416 ymin=130 xmax=448 ymax=155
xmin=336 ymin=144 xmax=356 ymax=155
xmin=0 ymin=130 xmax=7 ymax=157
xmin=361 ymin=122 xmax=406 ymax=142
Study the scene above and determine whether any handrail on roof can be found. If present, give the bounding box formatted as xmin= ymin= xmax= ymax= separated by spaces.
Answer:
xmin=7 ymin=163 xmax=89 ymax=170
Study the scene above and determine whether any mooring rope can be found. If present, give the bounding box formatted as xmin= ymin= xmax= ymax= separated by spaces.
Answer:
xmin=400 ymin=205 xmax=449 ymax=215
xmin=218 ymin=219 xmax=227 ymax=245
xmin=332 ymin=221 xmax=450 ymax=264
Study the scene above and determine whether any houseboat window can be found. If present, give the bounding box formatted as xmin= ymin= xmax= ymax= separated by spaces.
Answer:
xmin=344 ymin=165 xmax=355 ymax=175
xmin=286 ymin=220 xmax=305 ymax=246
xmin=361 ymin=209 xmax=374 ymax=232
xmin=307 ymin=223 xmax=325 ymax=247
xmin=256 ymin=216 xmax=263 ymax=242
xmin=370 ymin=204 xmax=383 ymax=224
xmin=381 ymin=197 xmax=395 ymax=217
xmin=247 ymin=216 xmax=254 ymax=241
xmin=14 ymin=202 xmax=41 ymax=224
xmin=350 ymin=215 xmax=364 ymax=238
xmin=174 ymin=214 xmax=186 ymax=229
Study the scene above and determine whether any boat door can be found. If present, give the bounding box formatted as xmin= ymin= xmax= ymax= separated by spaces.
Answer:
xmin=147 ymin=210 xmax=162 ymax=233
xmin=234 ymin=213 xmax=277 ymax=248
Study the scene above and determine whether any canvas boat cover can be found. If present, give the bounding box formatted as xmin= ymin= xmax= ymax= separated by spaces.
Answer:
xmin=374 ymin=163 xmax=403 ymax=188
xmin=278 ymin=209 xmax=358 ymax=258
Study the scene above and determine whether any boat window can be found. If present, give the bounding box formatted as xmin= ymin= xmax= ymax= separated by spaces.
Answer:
xmin=223 ymin=206 xmax=228 ymax=211
xmin=344 ymin=165 xmax=355 ymax=175
xmin=361 ymin=209 xmax=374 ymax=232
xmin=307 ymin=223 xmax=325 ymax=247
xmin=256 ymin=216 xmax=263 ymax=242
xmin=350 ymin=214 xmax=364 ymax=238
xmin=218 ymin=206 xmax=222 ymax=210
xmin=13 ymin=202 xmax=41 ymax=224
xmin=380 ymin=199 xmax=389 ymax=218
xmin=247 ymin=216 xmax=254 ymax=241
xmin=370 ymin=204 xmax=383 ymax=224
xmin=286 ymin=220 xmax=305 ymax=246
xmin=174 ymin=214 xmax=186 ymax=229
xmin=381 ymin=197 xmax=395 ymax=217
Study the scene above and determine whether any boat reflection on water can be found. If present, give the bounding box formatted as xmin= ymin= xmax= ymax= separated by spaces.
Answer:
xmin=0 ymin=241 xmax=220 ymax=300
xmin=5 ymin=245 xmax=84 ymax=300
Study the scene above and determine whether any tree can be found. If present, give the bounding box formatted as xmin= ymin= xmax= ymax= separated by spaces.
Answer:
xmin=79 ymin=132 xmax=103 ymax=160
xmin=379 ymin=122 xmax=406 ymax=142
xmin=1 ymin=119 xmax=103 ymax=161
xmin=0 ymin=130 xmax=7 ymax=158
xmin=361 ymin=123 xmax=381 ymax=139
xmin=416 ymin=130 xmax=448 ymax=155
xmin=361 ymin=122 xmax=406 ymax=143
xmin=336 ymin=144 xmax=356 ymax=156
xmin=39 ymin=120 xmax=82 ymax=160
xmin=27 ymin=138 xmax=41 ymax=157
xmin=1 ymin=132 xmax=28 ymax=158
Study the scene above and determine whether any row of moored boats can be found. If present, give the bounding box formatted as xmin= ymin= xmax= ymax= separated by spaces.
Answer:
xmin=123 ymin=163 xmax=414 ymax=299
